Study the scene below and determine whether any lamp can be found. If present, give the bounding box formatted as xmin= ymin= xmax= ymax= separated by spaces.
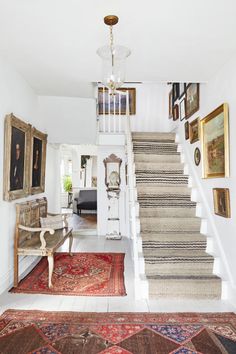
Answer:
xmin=97 ymin=15 xmax=131 ymax=92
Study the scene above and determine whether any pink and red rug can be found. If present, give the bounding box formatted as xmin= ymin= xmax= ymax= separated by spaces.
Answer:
xmin=11 ymin=253 xmax=126 ymax=296
xmin=0 ymin=310 xmax=236 ymax=353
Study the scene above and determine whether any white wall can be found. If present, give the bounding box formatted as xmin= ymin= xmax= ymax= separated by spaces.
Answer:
xmin=38 ymin=96 xmax=97 ymax=145
xmin=45 ymin=144 xmax=61 ymax=213
xmin=0 ymin=58 xmax=40 ymax=293
xmin=168 ymin=56 xmax=236 ymax=303
xmin=122 ymin=83 xmax=169 ymax=132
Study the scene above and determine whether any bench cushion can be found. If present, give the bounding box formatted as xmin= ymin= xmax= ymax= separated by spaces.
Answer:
xmin=40 ymin=215 xmax=64 ymax=230
xmin=18 ymin=227 xmax=73 ymax=256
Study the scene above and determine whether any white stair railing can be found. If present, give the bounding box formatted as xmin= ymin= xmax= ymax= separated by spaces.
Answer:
xmin=98 ymin=86 xmax=125 ymax=133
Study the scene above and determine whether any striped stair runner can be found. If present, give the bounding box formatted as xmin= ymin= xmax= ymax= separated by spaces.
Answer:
xmin=133 ymin=132 xmax=221 ymax=299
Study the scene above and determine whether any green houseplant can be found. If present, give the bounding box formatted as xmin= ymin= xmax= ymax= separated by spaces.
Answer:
xmin=63 ymin=175 xmax=72 ymax=193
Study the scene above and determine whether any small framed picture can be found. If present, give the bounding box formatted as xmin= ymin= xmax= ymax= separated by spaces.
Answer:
xmin=179 ymin=98 xmax=186 ymax=121
xmin=179 ymin=83 xmax=186 ymax=99
xmin=184 ymin=121 xmax=189 ymax=140
xmin=194 ymin=147 xmax=201 ymax=166
xmin=172 ymin=83 xmax=179 ymax=102
xmin=189 ymin=117 xmax=199 ymax=144
xmin=173 ymin=104 xmax=179 ymax=121
xmin=30 ymin=128 xmax=47 ymax=195
xmin=185 ymin=83 xmax=200 ymax=119
xmin=169 ymin=89 xmax=173 ymax=119
xmin=213 ymin=188 xmax=231 ymax=218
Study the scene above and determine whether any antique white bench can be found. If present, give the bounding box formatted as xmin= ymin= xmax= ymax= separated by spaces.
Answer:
xmin=14 ymin=197 xmax=73 ymax=288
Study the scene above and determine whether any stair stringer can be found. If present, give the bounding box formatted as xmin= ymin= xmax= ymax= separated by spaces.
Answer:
xmin=176 ymin=134 xmax=234 ymax=302
xmin=131 ymin=160 xmax=149 ymax=300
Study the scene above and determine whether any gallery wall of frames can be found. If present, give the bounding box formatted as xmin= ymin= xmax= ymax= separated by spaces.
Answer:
xmin=3 ymin=113 xmax=47 ymax=201
xmin=169 ymin=83 xmax=231 ymax=218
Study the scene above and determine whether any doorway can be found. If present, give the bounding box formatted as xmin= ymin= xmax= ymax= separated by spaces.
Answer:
xmin=60 ymin=144 xmax=97 ymax=231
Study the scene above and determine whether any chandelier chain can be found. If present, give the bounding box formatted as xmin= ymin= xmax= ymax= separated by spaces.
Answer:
xmin=110 ymin=25 xmax=114 ymax=52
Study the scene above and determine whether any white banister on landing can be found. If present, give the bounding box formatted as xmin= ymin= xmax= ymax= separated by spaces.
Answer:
xmin=98 ymin=86 xmax=126 ymax=133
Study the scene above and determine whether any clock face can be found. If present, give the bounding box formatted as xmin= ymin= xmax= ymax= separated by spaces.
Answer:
xmin=109 ymin=171 xmax=119 ymax=187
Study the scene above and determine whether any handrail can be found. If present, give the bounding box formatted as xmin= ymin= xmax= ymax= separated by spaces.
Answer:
xmin=124 ymin=90 xmax=139 ymax=285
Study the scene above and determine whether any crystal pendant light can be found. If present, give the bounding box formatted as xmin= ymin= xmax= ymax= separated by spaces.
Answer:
xmin=97 ymin=15 xmax=131 ymax=92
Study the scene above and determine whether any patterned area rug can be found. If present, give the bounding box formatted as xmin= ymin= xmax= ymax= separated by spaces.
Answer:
xmin=10 ymin=253 xmax=126 ymax=296
xmin=0 ymin=311 xmax=236 ymax=354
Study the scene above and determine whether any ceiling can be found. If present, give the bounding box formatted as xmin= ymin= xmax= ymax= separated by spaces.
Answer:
xmin=0 ymin=0 xmax=236 ymax=97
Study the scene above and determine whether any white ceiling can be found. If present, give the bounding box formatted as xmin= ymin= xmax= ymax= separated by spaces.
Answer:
xmin=0 ymin=0 xmax=236 ymax=97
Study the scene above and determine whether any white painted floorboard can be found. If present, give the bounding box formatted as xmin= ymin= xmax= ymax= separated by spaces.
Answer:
xmin=0 ymin=235 xmax=235 ymax=314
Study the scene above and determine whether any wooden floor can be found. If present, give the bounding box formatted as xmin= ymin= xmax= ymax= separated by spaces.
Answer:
xmin=70 ymin=213 xmax=97 ymax=230
xmin=0 ymin=235 xmax=235 ymax=314
xmin=62 ymin=209 xmax=97 ymax=230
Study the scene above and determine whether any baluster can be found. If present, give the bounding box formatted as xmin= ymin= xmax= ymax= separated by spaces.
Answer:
xmin=103 ymin=86 xmax=106 ymax=132
xmin=108 ymin=89 xmax=111 ymax=133
xmin=118 ymin=92 xmax=121 ymax=132
xmin=113 ymin=92 xmax=116 ymax=132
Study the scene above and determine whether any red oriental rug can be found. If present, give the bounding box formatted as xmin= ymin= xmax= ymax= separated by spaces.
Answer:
xmin=1 ymin=310 xmax=236 ymax=354
xmin=10 ymin=253 xmax=126 ymax=296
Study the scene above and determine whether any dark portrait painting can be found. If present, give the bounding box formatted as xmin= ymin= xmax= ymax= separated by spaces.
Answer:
xmin=32 ymin=137 xmax=42 ymax=188
xmin=10 ymin=127 xmax=25 ymax=191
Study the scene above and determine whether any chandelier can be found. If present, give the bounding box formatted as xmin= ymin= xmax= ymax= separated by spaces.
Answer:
xmin=97 ymin=15 xmax=131 ymax=92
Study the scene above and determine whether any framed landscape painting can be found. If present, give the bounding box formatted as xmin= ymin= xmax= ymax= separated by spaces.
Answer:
xmin=185 ymin=83 xmax=200 ymax=119
xmin=98 ymin=87 xmax=136 ymax=115
xmin=30 ymin=128 xmax=47 ymax=195
xmin=213 ymin=188 xmax=230 ymax=218
xmin=3 ymin=114 xmax=31 ymax=201
xmin=200 ymin=103 xmax=229 ymax=178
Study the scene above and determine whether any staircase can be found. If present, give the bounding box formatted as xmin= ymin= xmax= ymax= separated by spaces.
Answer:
xmin=133 ymin=132 xmax=222 ymax=299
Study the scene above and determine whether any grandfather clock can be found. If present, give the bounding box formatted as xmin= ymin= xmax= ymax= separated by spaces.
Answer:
xmin=103 ymin=154 xmax=122 ymax=240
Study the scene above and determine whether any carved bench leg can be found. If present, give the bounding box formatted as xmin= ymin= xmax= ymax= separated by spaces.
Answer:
xmin=69 ymin=233 xmax=73 ymax=256
xmin=47 ymin=255 xmax=54 ymax=288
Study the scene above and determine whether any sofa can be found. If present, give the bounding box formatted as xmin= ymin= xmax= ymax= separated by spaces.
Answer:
xmin=73 ymin=189 xmax=97 ymax=215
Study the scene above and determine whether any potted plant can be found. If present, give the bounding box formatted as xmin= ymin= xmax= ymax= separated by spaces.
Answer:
xmin=63 ymin=175 xmax=72 ymax=208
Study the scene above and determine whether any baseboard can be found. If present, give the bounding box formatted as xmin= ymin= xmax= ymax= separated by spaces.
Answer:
xmin=227 ymin=282 xmax=236 ymax=309
xmin=0 ymin=256 xmax=41 ymax=295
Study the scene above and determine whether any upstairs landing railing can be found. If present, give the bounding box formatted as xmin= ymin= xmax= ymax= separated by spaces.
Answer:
xmin=97 ymin=86 xmax=127 ymax=133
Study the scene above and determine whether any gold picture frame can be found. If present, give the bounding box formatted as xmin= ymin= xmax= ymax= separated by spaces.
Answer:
xmin=3 ymin=114 xmax=31 ymax=201
xmin=213 ymin=188 xmax=231 ymax=218
xmin=189 ymin=117 xmax=199 ymax=144
xmin=200 ymin=103 xmax=229 ymax=178
xmin=30 ymin=128 xmax=48 ymax=195
xmin=98 ymin=87 xmax=136 ymax=115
